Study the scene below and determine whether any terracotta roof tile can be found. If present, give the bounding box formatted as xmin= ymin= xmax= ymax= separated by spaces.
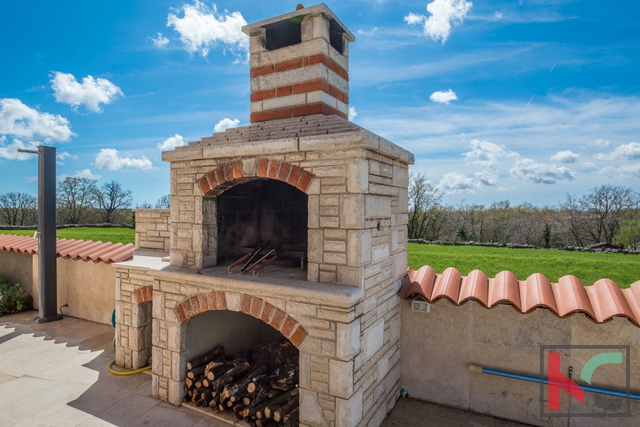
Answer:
xmin=0 ymin=234 xmax=134 ymax=264
xmin=401 ymin=265 xmax=640 ymax=327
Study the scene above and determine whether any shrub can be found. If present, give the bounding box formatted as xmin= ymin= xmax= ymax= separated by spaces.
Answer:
xmin=0 ymin=274 xmax=32 ymax=316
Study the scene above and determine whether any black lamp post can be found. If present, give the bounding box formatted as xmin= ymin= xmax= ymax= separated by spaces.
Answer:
xmin=17 ymin=146 xmax=63 ymax=323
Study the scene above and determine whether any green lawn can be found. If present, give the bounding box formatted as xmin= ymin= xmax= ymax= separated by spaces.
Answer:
xmin=0 ymin=228 xmax=135 ymax=245
xmin=407 ymin=243 xmax=640 ymax=288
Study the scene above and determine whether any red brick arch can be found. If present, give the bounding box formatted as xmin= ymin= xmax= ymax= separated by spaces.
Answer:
xmin=134 ymin=286 xmax=153 ymax=304
xmin=197 ymin=159 xmax=314 ymax=196
xmin=173 ymin=292 xmax=308 ymax=348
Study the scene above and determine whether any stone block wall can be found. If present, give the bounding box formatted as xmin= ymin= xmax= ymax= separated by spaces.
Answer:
xmin=114 ymin=265 xmax=154 ymax=369
xmin=135 ymin=209 xmax=170 ymax=252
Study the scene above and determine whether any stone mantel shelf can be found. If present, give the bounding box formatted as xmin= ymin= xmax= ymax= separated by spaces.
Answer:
xmin=116 ymin=255 xmax=364 ymax=308
xmin=161 ymin=129 xmax=414 ymax=165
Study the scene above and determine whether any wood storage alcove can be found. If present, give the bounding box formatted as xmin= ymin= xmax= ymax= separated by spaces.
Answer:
xmin=183 ymin=309 xmax=300 ymax=426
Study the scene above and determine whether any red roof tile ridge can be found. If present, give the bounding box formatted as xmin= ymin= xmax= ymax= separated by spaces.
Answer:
xmin=0 ymin=233 xmax=134 ymax=264
xmin=431 ymin=267 xmax=461 ymax=303
xmin=459 ymin=269 xmax=489 ymax=306
xmin=401 ymin=265 xmax=640 ymax=328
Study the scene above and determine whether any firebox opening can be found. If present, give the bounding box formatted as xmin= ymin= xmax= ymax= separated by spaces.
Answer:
xmin=187 ymin=310 xmax=284 ymax=356
xmin=216 ymin=179 xmax=308 ymax=268
xmin=265 ymin=19 xmax=302 ymax=51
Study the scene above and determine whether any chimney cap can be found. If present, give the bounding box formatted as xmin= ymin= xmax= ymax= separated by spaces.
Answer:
xmin=296 ymin=4 xmax=305 ymax=10
xmin=242 ymin=3 xmax=355 ymax=42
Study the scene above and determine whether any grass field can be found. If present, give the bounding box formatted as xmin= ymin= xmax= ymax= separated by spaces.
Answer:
xmin=407 ymin=243 xmax=640 ymax=288
xmin=0 ymin=228 xmax=135 ymax=245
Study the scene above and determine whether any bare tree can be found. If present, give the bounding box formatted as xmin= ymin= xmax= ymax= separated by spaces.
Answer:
xmin=0 ymin=192 xmax=37 ymax=225
xmin=57 ymin=177 xmax=98 ymax=224
xmin=579 ymin=185 xmax=640 ymax=244
xmin=94 ymin=181 xmax=132 ymax=223
xmin=408 ymin=173 xmax=443 ymax=239
xmin=155 ymin=194 xmax=171 ymax=209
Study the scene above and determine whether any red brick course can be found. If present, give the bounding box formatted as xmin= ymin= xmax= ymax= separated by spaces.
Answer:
xmin=171 ymin=292 xmax=308 ymax=347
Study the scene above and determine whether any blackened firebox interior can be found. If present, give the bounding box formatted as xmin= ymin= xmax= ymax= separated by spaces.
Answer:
xmin=217 ymin=179 xmax=307 ymax=264
xmin=264 ymin=16 xmax=345 ymax=54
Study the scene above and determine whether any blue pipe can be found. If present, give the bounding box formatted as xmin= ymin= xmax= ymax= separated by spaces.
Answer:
xmin=469 ymin=365 xmax=640 ymax=400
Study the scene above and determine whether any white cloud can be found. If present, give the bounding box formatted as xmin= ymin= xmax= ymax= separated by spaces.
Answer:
xmin=158 ymin=134 xmax=186 ymax=150
xmin=581 ymin=138 xmax=610 ymax=148
xmin=95 ymin=148 xmax=153 ymax=170
xmin=51 ymin=72 xmax=123 ymax=113
xmin=474 ymin=171 xmax=498 ymax=186
xmin=600 ymin=164 xmax=640 ymax=178
xmin=495 ymin=12 xmax=503 ymax=19
xmin=463 ymin=140 xmax=516 ymax=167
xmin=594 ymin=142 xmax=640 ymax=161
xmin=509 ymin=158 xmax=575 ymax=184
xmin=429 ymin=89 xmax=458 ymax=104
xmin=581 ymin=162 xmax=597 ymax=171
xmin=0 ymin=98 xmax=73 ymax=142
xmin=213 ymin=118 xmax=240 ymax=133
xmin=550 ymin=150 xmax=579 ymax=163
xmin=405 ymin=0 xmax=473 ymax=43
xmin=167 ymin=1 xmax=249 ymax=57
xmin=438 ymin=172 xmax=478 ymax=194
xmin=0 ymin=137 xmax=39 ymax=161
xmin=150 ymin=33 xmax=169 ymax=48
xmin=56 ymin=151 xmax=78 ymax=164
xmin=357 ymin=28 xmax=378 ymax=36
xmin=348 ymin=106 xmax=358 ymax=121
xmin=74 ymin=169 xmax=101 ymax=179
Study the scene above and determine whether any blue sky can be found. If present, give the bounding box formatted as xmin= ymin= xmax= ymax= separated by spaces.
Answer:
xmin=1 ymin=0 xmax=639 ymax=208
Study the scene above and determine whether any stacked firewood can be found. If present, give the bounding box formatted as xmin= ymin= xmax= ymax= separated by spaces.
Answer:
xmin=184 ymin=338 xmax=300 ymax=427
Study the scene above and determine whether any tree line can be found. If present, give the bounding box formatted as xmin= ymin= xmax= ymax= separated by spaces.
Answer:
xmin=409 ymin=174 xmax=640 ymax=250
xmin=0 ymin=177 xmax=170 ymax=226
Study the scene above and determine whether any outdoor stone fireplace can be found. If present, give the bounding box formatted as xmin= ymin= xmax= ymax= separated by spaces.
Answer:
xmin=114 ymin=4 xmax=413 ymax=427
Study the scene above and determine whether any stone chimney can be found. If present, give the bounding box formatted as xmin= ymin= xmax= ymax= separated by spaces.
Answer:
xmin=242 ymin=4 xmax=355 ymax=123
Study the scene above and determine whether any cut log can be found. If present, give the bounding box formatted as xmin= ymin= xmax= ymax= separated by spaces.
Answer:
xmin=187 ymin=364 xmax=206 ymax=379
xmin=186 ymin=345 xmax=225 ymax=370
xmin=206 ymin=363 xmax=233 ymax=381
xmin=247 ymin=374 xmax=269 ymax=393
xmin=283 ymin=408 xmax=299 ymax=425
xmin=249 ymin=389 xmax=296 ymax=420
xmin=273 ymin=394 xmax=299 ymax=422
xmin=210 ymin=362 xmax=251 ymax=392
xmin=222 ymin=364 xmax=267 ymax=399
xmin=185 ymin=377 xmax=194 ymax=388
xmin=194 ymin=375 xmax=206 ymax=389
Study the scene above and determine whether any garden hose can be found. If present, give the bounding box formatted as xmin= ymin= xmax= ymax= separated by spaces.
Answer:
xmin=108 ymin=360 xmax=152 ymax=375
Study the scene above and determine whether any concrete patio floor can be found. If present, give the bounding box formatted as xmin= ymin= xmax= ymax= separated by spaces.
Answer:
xmin=0 ymin=311 xmax=533 ymax=427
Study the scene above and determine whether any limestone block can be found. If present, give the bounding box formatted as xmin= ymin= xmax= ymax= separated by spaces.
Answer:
xmin=365 ymin=195 xmax=391 ymax=219
xmin=300 ymin=353 xmax=312 ymax=389
xmin=393 ymin=252 xmax=407 ymax=281
xmin=363 ymin=318 xmax=385 ymax=359
xmin=226 ymin=292 xmax=241 ymax=311
xmin=307 ymin=262 xmax=320 ymax=282
xmin=336 ymin=318 xmax=361 ymax=361
xmin=250 ymin=101 xmax=263 ymax=113
xmin=335 ymin=389 xmax=363 ymax=427
xmin=308 ymin=196 xmax=320 ymax=228
xmin=300 ymin=389 xmax=329 ymax=427
xmin=263 ymin=93 xmax=307 ymax=110
xmin=330 ymin=359 xmax=354 ymax=398
xmin=306 ymin=90 xmax=338 ymax=109
xmin=340 ymin=194 xmax=364 ymax=229
xmin=242 ymin=158 xmax=258 ymax=176
xmin=347 ymin=158 xmax=368 ymax=193
xmin=337 ymin=266 xmax=363 ymax=288
xmin=202 ymin=138 xmax=297 ymax=158
xmin=308 ymin=229 xmax=324 ymax=263
xmin=347 ymin=229 xmax=371 ymax=267
xmin=377 ymin=136 xmax=414 ymax=164
xmin=301 ymin=15 xmax=313 ymax=41
xmin=311 ymin=13 xmax=330 ymax=41
xmin=371 ymin=243 xmax=390 ymax=263
xmin=167 ymin=378 xmax=185 ymax=406
xmin=393 ymin=165 xmax=409 ymax=188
